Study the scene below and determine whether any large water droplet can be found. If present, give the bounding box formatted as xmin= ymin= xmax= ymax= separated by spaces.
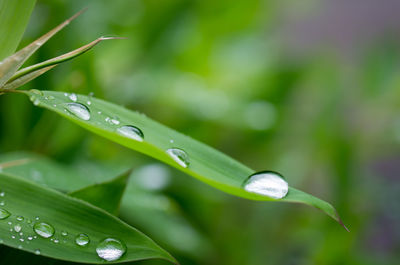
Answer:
xmin=0 ymin=208 xmax=10 ymax=220
xmin=65 ymin=103 xmax=91 ymax=121
xmin=117 ymin=125 xmax=144 ymax=142
xmin=33 ymin=222 xmax=55 ymax=238
xmin=96 ymin=238 xmax=126 ymax=261
xmin=75 ymin=234 xmax=90 ymax=246
xmin=166 ymin=148 xmax=190 ymax=168
xmin=243 ymin=171 xmax=288 ymax=199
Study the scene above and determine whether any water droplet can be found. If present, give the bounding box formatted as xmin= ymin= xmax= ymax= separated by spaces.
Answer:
xmin=96 ymin=238 xmax=126 ymax=262
xmin=7 ymin=222 xmax=11 ymax=225
xmin=33 ymin=222 xmax=55 ymax=238
xmin=19 ymin=238 xmax=24 ymax=242
xmin=14 ymin=225 xmax=21 ymax=233
xmin=0 ymin=208 xmax=10 ymax=220
xmin=53 ymin=239 xmax=59 ymax=244
xmin=117 ymin=125 xmax=144 ymax=142
xmin=111 ymin=118 xmax=120 ymax=125
xmin=33 ymin=99 xmax=40 ymax=106
xmin=35 ymin=217 xmax=39 ymax=221
xmin=18 ymin=245 xmax=23 ymax=249
xmin=45 ymin=95 xmax=55 ymax=100
xmin=16 ymin=216 xmax=24 ymax=221
xmin=75 ymin=234 xmax=90 ymax=246
xmin=69 ymin=93 xmax=77 ymax=102
xmin=166 ymin=148 xmax=190 ymax=168
xmin=64 ymin=93 xmax=68 ymax=97
xmin=65 ymin=103 xmax=91 ymax=121
xmin=34 ymin=249 xmax=41 ymax=255
xmin=87 ymin=101 xmax=91 ymax=105
xmin=30 ymin=89 xmax=43 ymax=96
xmin=170 ymin=139 xmax=174 ymax=143
xmin=0 ymin=191 xmax=5 ymax=197
xmin=61 ymin=231 xmax=68 ymax=236
xmin=0 ymin=201 xmax=4 ymax=206
xmin=27 ymin=236 xmax=33 ymax=241
xmin=243 ymin=171 xmax=288 ymax=199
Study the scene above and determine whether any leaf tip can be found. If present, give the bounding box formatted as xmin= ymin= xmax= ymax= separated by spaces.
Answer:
xmin=334 ymin=209 xmax=350 ymax=232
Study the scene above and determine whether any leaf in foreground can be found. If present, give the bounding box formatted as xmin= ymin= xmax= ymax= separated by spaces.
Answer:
xmin=0 ymin=172 xmax=177 ymax=264
xmin=22 ymin=90 xmax=348 ymax=230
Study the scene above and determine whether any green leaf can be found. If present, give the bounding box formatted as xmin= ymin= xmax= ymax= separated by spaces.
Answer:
xmin=0 ymin=9 xmax=84 ymax=87
xmin=0 ymin=172 xmax=177 ymax=264
xmin=0 ymin=0 xmax=36 ymax=61
xmin=69 ymin=170 xmax=131 ymax=215
xmin=22 ymin=90 xmax=347 ymax=230
xmin=5 ymin=37 xmax=118 ymax=90
xmin=0 ymin=152 xmax=94 ymax=192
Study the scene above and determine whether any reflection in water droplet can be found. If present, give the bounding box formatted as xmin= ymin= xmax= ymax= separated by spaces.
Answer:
xmin=34 ymin=249 xmax=41 ymax=255
xmin=61 ymin=231 xmax=68 ymax=236
xmin=96 ymin=238 xmax=126 ymax=261
xmin=16 ymin=216 xmax=24 ymax=221
xmin=65 ymin=103 xmax=91 ymax=121
xmin=166 ymin=148 xmax=190 ymax=168
xmin=33 ymin=222 xmax=55 ymax=238
xmin=117 ymin=125 xmax=144 ymax=142
xmin=0 ymin=208 xmax=10 ymax=220
xmin=75 ymin=234 xmax=90 ymax=246
xmin=243 ymin=171 xmax=288 ymax=199
xmin=0 ymin=191 xmax=5 ymax=197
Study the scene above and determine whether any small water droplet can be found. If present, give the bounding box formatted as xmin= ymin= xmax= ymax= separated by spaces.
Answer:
xmin=13 ymin=225 xmax=21 ymax=233
xmin=11 ymin=235 xmax=15 ymax=239
xmin=33 ymin=222 xmax=55 ymax=238
xmin=54 ymin=239 xmax=59 ymax=244
xmin=96 ymin=238 xmax=126 ymax=262
xmin=111 ymin=118 xmax=120 ymax=125
xmin=87 ymin=101 xmax=91 ymax=105
xmin=166 ymin=148 xmax=190 ymax=168
xmin=16 ymin=216 xmax=24 ymax=221
xmin=64 ymin=93 xmax=68 ymax=97
xmin=35 ymin=217 xmax=39 ymax=221
xmin=30 ymin=89 xmax=43 ymax=96
xmin=33 ymin=99 xmax=40 ymax=106
xmin=18 ymin=245 xmax=23 ymax=249
xmin=0 ymin=208 xmax=10 ymax=220
xmin=0 ymin=201 xmax=4 ymax=206
xmin=117 ymin=125 xmax=144 ymax=142
xmin=45 ymin=95 xmax=55 ymax=100
xmin=7 ymin=222 xmax=11 ymax=225
xmin=65 ymin=103 xmax=91 ymax=121
xmin=170 ymin=139 xmax=174 ymax=143
xmin=243 ymin=171 xmax=288 ymax=199
xmin=69 ymin=93 xmax=77 ymax=102
xmin=19 ymin=232 xmax=23 ymax=236
xmin=0 ymin=191 xmax=5 ymax=197
xmin=27 ymin=236 xmax=33 ymax=241
xmin=75 ymin=234 xmax=90 ymax=246
xmin=19 ymin=238 xmax=24 ymax=242
xmin=61 ymin=231 xmax=68 ymax=236
xmin=34 ymin=249 xmax=41 ymax=255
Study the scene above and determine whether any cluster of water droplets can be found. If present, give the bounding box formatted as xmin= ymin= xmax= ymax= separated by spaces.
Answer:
xmin=32 ymin=90 xmax=290 ymax=199
xmin=0 ymin=190 xmax=127 ymax=261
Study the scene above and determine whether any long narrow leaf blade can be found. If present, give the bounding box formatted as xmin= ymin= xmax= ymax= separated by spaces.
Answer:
xmin=0 ymin=172 xmax=177 ymax=264
xmin=0 ymin=9 xmax=84 ymax=87
xmin=6 ymin=37 xmax=116 ymax=88
xmin=0 ymin=0 xmax=36 ymax=61
xmin=24 ymin=90 xmax=347 ymax=229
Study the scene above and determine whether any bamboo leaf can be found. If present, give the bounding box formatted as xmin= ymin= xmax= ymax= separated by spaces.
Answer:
xmin=0 ymin=0 xmax=36 ymax=61
xmin=0 ymin=172 xmax=177 ymax=264
xmin=0 ymin=9 xmax=84 ymax=87
xmin=5 ymin=37 xmax=118 ymax=89
xmin=69 ymin=170 xmax=131 ymax=215
xmin=22 ymin=90 xmax=348 ymax=230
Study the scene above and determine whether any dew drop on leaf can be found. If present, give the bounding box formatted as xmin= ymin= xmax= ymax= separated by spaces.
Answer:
xmin=33 ymin=222 xmax=55 ymax=238
xmin=65 ymin=103 xmax=91 ymax=121
xmin=166 ymin=148 xmax=190 ymax=168
xmin=117 ymin=125 xmax=144 ymax=142
xmin=69 ymin=93 xmax=77 ymax=102
xmin=16 ymin=216 xmax=24 ymax=221
xmin=0 ymin=208 xmax=10 ymax=220
xmin=13 ymin=224 xmax=21 ymax=232
xmin=96 ymin=238 xmax=126 ymax=262
xmin=243 ymin=171 xmax=288 ymax=199
xmin=34 ymin=249 xmax=41 ymax=255
xmin=75 ymin=233 xmax=90 ymax=246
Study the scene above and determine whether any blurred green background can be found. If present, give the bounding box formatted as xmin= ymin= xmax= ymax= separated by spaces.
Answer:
xmin=1 ymin=0 xmax=400 ymax=264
